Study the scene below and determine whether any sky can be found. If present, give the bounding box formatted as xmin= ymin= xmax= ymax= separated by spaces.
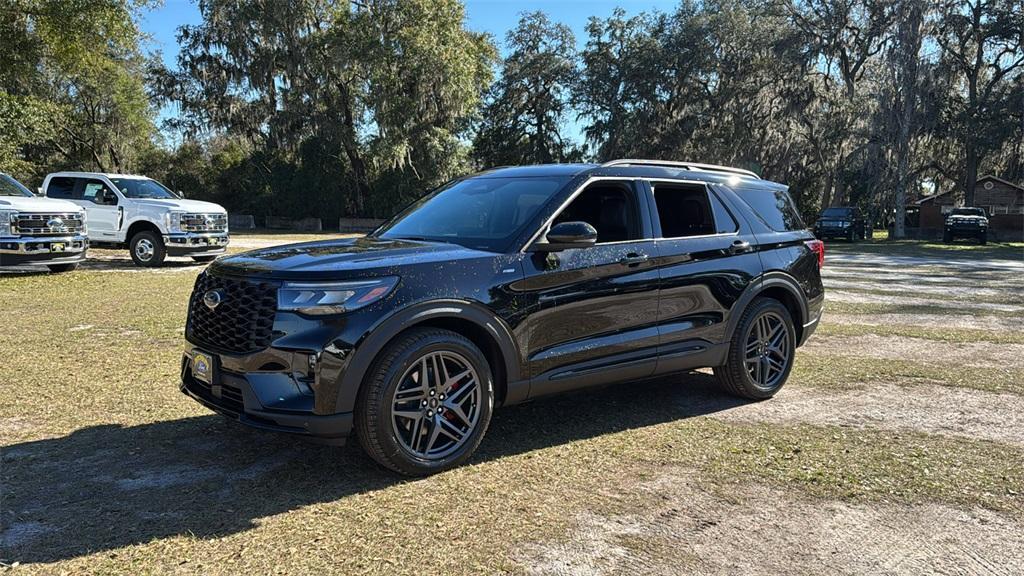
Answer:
xmin=139 ymin=0 xmax=679 ymax=143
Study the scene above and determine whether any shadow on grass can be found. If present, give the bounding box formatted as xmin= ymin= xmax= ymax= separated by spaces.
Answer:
xmin=0 ymin=373 xmax=744 ymax=565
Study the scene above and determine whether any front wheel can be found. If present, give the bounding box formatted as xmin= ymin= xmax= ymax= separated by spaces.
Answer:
xmin=355 ymin=328 xmax=494 ymax=476
xmin=47 ymin=263 xmax=79 ymax=273
xmin=130 ymin=231 xmax=166 ymax=267
xmin=714 ymin=298 xmax=796 ymax=400
xmin=979 ymin=232 xmax=987 ymax=245
xmin=943 ymin=231 xmax=953 ymax=243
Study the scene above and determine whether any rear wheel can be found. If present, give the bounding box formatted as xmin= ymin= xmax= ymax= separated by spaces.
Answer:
xmin=714 ymin=298 xmax=796 ymax=400
xmin=130 ymin=231 xmax=166 ymax=267
xmin=355 ymin=328 xmax=494 ymax=476
xmin=47 ymin=263 xmax=79 ymax=273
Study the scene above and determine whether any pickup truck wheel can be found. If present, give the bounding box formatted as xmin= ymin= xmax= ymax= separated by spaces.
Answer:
xmin=192 ymin=255 xmax=217 ymax=263
xmin=714 ymin=298 xmax=795 ymax=400
xmin=943 ymin=231 xmax=953 ymax=243
xmin=355 ymin=328 xmax=494 ymax=476
xmin=47 ymin=263 xmax=79 ymax=273
xmin=130 ymin=231 xmax=166 ymax=267
xmin=979 ymin=232 xmax=987 ymax=245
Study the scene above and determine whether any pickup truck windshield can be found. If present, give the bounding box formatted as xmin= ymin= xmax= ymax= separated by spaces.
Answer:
xmin=820 ymin=208 xmax=853 ymax=218
xmin=0 ymin=174 xmax=33 ymax=197
xmin=950 ymin=208 xmax=985 ymax=217
xmin=376 ymin=176 xmax=569 ymax=252
xmin=112 ymin=178 xmax=180 ymax=199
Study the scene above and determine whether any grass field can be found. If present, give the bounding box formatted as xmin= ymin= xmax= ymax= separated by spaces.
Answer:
xmin=2 ymin=236 xmax=1023 ymax=574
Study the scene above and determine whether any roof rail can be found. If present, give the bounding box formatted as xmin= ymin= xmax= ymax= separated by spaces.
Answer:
xmin=600 ymin=159 xmax=760 ymax=180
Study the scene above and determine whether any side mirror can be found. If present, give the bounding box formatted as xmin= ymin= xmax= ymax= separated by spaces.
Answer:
xmin=36 ymin=187 xmax=44 ymax=196
xmin=530 ymin=221 xmax=598 ymax=252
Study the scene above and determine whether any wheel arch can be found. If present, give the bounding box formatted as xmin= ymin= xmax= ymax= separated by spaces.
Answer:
xmin=126 ymin=219 xmax=162 ymax=242
xmin=726 ymin=272 xmax=808 ymax=345
xmin=335 ymin=300 xmax=522 ymax=414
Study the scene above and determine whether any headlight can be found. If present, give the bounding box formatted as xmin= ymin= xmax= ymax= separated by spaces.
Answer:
xmin=0 ymin=210 xmax=17 ymax=237
xmin=278 ymin=277 xmax=399 ymax=316
xmin=166 ymin=211 xmax=186 ymax=233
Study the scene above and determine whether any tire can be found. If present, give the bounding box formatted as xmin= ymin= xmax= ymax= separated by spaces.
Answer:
xmin=943 ymin=231 xmax=953 ymax=243
xmin=355 ymin=328 xmax=494 ymax=476
xmin=192 ymin=255 xmax=217 ymax=263
xmin=47 ymin=263 xmax=79 ymax=273
xmin=979 ymin=232 xmax=987 ymax=245
xmin=847 ymin=228 xmax=856 ymax=242
xmin=714 ymin=298 xmax=796 ymax=400
xmin=130 ymin=230 xmax=166 ymax=267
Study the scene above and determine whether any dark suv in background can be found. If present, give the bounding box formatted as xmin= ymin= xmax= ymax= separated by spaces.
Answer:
xmin=180 ymin=160 xmax=825 ymax=475
xmin=813 ymin=206 xmax=871 ymax=241
xmin=944 ymin=207 xmax=989 ymax=244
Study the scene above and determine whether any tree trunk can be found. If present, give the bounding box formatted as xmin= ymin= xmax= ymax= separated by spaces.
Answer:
xmin=891 ymin=0 xmax=924 ymax=239
xmin=964 ymin=143 xmax=978 ymax=207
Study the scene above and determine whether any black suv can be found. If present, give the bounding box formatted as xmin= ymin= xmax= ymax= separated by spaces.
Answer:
xmin=813 ymin=206 xmax=871 ymax=241
xmin=181 ymin=160 xmax=825 ymax=475
xmin=944 ymin=207 xmax=989 ymax=244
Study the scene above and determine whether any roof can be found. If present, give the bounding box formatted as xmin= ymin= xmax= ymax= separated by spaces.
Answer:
xmin=47 ymin=171 xmax=150 ymax=180
xmin=916 ymin=175 xmax=1024 ymax=204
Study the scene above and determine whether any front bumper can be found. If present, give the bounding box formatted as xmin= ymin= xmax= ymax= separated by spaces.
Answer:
xmin=180 ymin=349 xmax=353 ymax=444
xmin=814 ymin=225 xmax=851 ymax=238
xmin=0 ymin=234 xmax=88 ymax=266
xmin=165 ymin=232 xmax=229 ymax=256
xmin=945 ymin=224 xmax=986 ymax=236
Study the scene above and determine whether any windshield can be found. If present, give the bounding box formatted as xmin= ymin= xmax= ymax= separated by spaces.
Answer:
xmin=950 ymin=208 xmax=985 ymax=217
xmin=376 ymin=176 xmax=569 ymax=252
xmin=111 ymin=178 xmax=179 ymax=199
xmin=821 ymin=208 xmax=853 ymax=218
xmin=0 ymin=174 xmax=34 ymax=197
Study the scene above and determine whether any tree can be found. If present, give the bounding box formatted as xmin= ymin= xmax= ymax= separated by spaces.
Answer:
xmin=886 ymin=0 xmax=926 ymax=239
xmin=472 ymin=11 xmax=581 ymax=166
xmin=933 ymin=0 xmax=1024 ymax=206
xmin=0 ymin=0 xmax=156 ymax=181
xmin=155 ymin=0 xmax=494 ymax=217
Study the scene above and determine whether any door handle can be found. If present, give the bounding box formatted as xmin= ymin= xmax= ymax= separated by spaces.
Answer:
xmin=618 ymin=252 xmax=649 ymax=266
xmin=729 ymin=240 xmax=752 ymax=254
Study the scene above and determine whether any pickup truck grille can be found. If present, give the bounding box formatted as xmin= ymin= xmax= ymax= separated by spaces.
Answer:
xmin=186 ymin=272 xmax=277 ymax=354
xmin=182 ymin=213 xmax=228 ymax=233
xmin=14 ymin=212 xmax=85 ymax=236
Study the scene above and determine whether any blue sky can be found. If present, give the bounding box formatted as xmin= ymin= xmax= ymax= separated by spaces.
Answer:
xmin=140 ymin=0 xmax=679 ymax=143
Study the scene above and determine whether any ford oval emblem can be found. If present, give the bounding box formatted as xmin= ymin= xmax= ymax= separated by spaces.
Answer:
xmin=203 ymin=290 xmax=224 ymax=310
xmin=47 ymin=217 xmax=67 ymax=232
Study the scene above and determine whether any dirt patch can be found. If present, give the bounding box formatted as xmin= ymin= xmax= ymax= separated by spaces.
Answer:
xmin=802 ymin=334 xmax=1024 ymax=369
xmin=711 ymin=382 xmax=1024 ymax=448
xmin=824 ymin=312 xmax=1024 ymax=332
xmin=521 ymin=474 xmax=1024 ymax=575
xmin=823 ymin=278 xmax=1016 ymax=301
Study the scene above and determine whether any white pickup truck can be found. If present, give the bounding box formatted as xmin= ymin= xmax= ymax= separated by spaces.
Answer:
xmin=42 ymin=172 xmax=229 ymax=267
xmin=1 ymin=172 xmax=88 ymax=272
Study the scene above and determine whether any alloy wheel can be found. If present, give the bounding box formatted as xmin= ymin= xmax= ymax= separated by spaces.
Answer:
xmin=390 ymin=350 xmax=481 ymax=460
xmin=743 ymin=311 xmax=790 ymax=389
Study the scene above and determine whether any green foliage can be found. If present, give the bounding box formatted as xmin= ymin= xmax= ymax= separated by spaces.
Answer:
xmin=473 ymin=11 xmax=584 ymax=167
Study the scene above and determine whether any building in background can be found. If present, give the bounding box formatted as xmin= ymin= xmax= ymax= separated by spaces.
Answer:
xmin=906 ymin=176 xmax=1023 ymax=241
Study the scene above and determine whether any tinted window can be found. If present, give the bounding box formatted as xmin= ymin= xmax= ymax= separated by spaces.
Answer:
xmin=734 ymin=185 xmax=805 ymax=231
xmin=377 ymin=176 xmax=568 ymax=252
xmin=46 ymin=177 xmax=78 ymax=199
xmin=0 ymin=174 xmax=33 ymax=197
xmin=554 ymin=181 xmax=642 ymax=243
xmin=651 ymin=182 xmax=735 ymax=237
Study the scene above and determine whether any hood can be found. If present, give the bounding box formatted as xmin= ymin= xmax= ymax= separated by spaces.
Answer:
xmin=210 ymin=236 xmax=497 ymax=279
xmin=133 ymin=198 xmax=226 ymax=213
xmin=0 ymin=195 xmax=84 ymax=213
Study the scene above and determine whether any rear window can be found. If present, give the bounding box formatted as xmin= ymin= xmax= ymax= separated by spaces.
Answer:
xmin=733 ymin=185 xmax=805 ymax=232
xmin=46 ymin=177 xmax=78 ymax=199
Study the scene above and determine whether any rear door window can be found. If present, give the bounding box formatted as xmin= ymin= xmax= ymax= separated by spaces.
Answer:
xmin=650 ymin=182 xmax=735 ymax=238
xmin=46 ymin=177 xmax=79 ymax=199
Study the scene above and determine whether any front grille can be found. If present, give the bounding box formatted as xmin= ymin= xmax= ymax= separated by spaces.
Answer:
xmin=14 ymin=213 xmax=85 ymax=236
xmin=182 ymin=213 xmax=228 ymax=233
xmin=186 ymin=271 xmax=277 ymax=354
